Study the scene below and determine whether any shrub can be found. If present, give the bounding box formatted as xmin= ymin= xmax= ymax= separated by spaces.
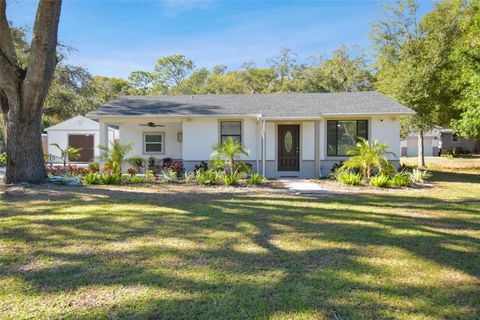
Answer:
xmin=335 ymin=170 xmax=362 ymax=186
xmin=390 ymin=173 xmax=411 ymax=187
xmin=98 ymin=141 xmax=133 ymax=176
xmin=369 ymin=174 xmax=390 ymax=188
xmin=46 ymin=165 xmax=63 ymax=176
xmin=211 ymin=137 xmax=249 ymax=175
xmin=127 ymin=168 xmax=138 ymax=176
xmin=194 ymin=161 xmax=208 ymax=173
xmin=102 ymin=163 xmax=112 ymax=173
xmin=184 ymin=171 xmax=196 ymax=184
xmin=408 ymin=168 xmax=431 ymax=184
xmin=210 ymin=157 xmax=226 ymax=172
xmin=128 ymin=156 xmax=144 ymax=170
xmin=101 ymin=173 xmax=122 ymax=185
xmin=88 ymin=162 xmax=99 ymax=173
xmin=247 ymin=173 xmax=263 ymax=185
xmin=145 ymin=170 xmax=155 ymax=182
xmin=162 ymin=168 xmax=178 ymax=183
xmin=147 ymin=156 xmax=156 ymax=168
xmin=125 ymin=175 xmax=144 ymax=184
xmin=163 ymin=160 xmax=184 ymax=175
xmin=237 ymin=162 xmax=253 ymax=174
xmin=329 ymin=161 xmax=344 ymax=179
xmin=334 ymin=169 xmax=362 ymax=186
xmin=223 ymin=173 xmax=239 ymax=186
xmin=82 ymin=172 xmax=102 ymax=185
xmin=0 ymin=152 xmax=7 ymax=166
xmin=342 ymin=138 xmax=395 ymax=179
xmin=196 ymin=169 xmax=222 ymax=185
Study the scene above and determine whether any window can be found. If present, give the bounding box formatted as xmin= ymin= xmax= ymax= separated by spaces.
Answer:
xmin=220 ymin=121 xmax=241 ymax=143
xmin=452 ymin=133 xmax=461 ymax=142
xmin=327 ymin=120 xmax=368 ymax=156
xmin=144 ymin=133 xmax=164 ymax=153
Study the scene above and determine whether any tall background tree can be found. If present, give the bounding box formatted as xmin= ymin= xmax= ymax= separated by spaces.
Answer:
xmin=371 ymin=0 xmax=467 ymax=167
xmin=0 ymin=0 xmax=62 ymax=183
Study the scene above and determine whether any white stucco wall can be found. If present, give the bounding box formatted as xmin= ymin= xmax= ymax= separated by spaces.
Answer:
xmin=119 ymin=122 xmax=182 ymax=160
xmin=370 ymin=116 xmax=401 ymax=160
xmin=46 ymin=129 xmax=116 ymax=161
xmin=302 ymin=121 xmax=315 ymax=161
xmin=182 ymin=117 xmax=258 ymax=161
xmin=46 ymin=115 xmax=117 ymax=162
xmin=265 ymin=122 xmax=276 ymax=161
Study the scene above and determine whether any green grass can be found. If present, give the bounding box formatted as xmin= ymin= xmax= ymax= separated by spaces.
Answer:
xmin=0 ymin=166 xmax=479 ymax=319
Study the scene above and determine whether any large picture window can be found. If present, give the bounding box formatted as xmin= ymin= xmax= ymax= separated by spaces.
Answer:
xmin=327 ymin=120 xmax=368 ymax=156
xmin=220 ymin=121 xmax=242 ymax=143
xmin=144 ymin=133 xmax=164 ymax=153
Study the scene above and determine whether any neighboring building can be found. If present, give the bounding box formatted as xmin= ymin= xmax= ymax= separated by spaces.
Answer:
xmin=45 ymin=115 xmax=118 ymax=163
xmin=401 ymin=127 xmax=477 ymax=157
xmin=401 ymin=128 xmax=441 ymax=157
xmin=86 ymin=91 xmax=414 ymax=178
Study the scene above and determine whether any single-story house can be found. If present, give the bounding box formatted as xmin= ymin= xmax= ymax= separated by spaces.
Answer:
xmin=45 ymin=115 xmax=118 ymax=163
xmin=86 ymin=91 xmax=414 ymax=178
xmin=401 ymin=127 xmax=477 ymax=157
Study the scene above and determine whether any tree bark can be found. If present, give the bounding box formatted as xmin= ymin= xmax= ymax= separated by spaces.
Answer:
xmin=0 ymin=0 xmax=62 ymax=183
xmin=418 ymin=130 xmax=425 ymax=168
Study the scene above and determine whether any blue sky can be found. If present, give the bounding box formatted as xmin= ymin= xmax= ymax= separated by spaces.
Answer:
xmin=8 ymin=0 xmax=435 ymax=79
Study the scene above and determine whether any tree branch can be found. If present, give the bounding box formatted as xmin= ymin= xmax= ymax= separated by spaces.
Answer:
xmin=0 ymin=0 xmax=21 ymax=96
xmin=22 ymin=0 xmax=62 ymax=116
xmin=0 ymin=0 xmax=18 ymax=68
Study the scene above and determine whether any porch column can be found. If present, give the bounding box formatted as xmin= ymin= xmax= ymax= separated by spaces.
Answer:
xmin=314 ymin=120 xmax=321 ymax=177
xmin=99 ymin=120 xmax=109 ymax=171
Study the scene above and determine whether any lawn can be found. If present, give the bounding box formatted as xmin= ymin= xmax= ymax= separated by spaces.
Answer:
xmin=0 ymin=161 xmax=479 ymax=319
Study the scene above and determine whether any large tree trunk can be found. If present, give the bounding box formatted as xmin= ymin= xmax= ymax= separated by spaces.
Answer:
xmin=0 ymin=0 xmax=62 ymax=184
xmin=5 ymin=105 xmax=45 ymax=183
xmin=418 ymin=130 xmax=425 ymax=168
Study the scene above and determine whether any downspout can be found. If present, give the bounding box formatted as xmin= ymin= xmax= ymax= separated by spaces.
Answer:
xmin=262 ymin=119 xmax=266 ymax=178
xmin=256 ymin=116 xmax=260 ymax=173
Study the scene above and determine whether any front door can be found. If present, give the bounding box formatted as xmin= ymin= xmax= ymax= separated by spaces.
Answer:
xmin=278 ymin=125 xmax=300 ymax=171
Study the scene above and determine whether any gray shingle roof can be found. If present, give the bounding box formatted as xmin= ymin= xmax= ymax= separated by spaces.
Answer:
xmin=86 ymin=91 xmax=414 ymax=118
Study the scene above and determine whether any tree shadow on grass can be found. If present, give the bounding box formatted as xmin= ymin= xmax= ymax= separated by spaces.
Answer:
xmin=0 ymin=182 xmax=479 ymax=319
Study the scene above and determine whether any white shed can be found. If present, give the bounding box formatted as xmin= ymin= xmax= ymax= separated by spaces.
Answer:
xmin=45 ymin=115 xmax=118 ymax=163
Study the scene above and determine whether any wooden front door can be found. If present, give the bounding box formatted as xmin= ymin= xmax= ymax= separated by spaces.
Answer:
xmin=278 ymin=125 xmax=300 ymax=171
xmin=68 ymin=134 xmax=94 ymax=162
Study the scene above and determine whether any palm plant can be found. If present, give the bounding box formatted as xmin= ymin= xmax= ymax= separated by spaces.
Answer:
xmin=50 ymin=143 xmax=81 ymax=169
xmin=98 ymin=141 xmax=133 ymax=176
xmin=211 ymin=137 xmax=249 ymax=175
xmin=342 ymin=137 xmax=395 ymax=179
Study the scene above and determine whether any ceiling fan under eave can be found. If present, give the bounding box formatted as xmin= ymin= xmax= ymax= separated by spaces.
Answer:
xmin=138 ymin=122 xmax=165 ymax=128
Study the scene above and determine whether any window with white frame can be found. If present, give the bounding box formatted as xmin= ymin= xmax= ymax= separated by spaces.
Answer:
xmin=220 ymin=121 xmax=242 ymax=143
xmin=144 ymin=133 xmax=164 ymax=153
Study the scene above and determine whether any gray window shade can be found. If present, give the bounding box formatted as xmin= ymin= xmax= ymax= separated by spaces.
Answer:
xmin=327 ymin=120 xmax=368 ymax=156
xmin=144 ymin=133 xmax=163 ymax=153
xmin=220 ymin=121 xmax=241 ymax=143
xmin=327 ymin=121 xmax=338 ymax=156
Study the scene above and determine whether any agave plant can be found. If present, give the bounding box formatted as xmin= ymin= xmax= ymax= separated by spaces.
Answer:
xmin=98 ymin=141 xmax=133 ymax=176
xmin=342 ymin=137 xmax=395 ymax=179
xmin=211 ymin=137 xmax=249 ymax=176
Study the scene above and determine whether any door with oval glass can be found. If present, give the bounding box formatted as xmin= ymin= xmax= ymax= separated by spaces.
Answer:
xmin=278 ymin=125 xmax=300 ymax=171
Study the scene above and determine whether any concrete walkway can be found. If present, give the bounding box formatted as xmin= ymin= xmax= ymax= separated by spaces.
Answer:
xmin=280 ymin=178 xmax=333 ymax=195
